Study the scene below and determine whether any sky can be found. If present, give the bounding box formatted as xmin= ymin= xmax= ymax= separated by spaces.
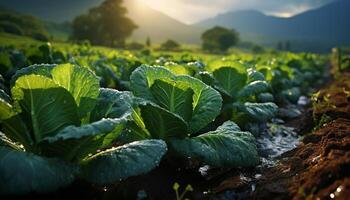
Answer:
xmin=140 ymin=0 xmax=335 ymax=24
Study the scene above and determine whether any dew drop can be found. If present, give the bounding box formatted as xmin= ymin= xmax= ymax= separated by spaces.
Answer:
xmin=254 ymin=174 xmax=262 ymax=179
xmin=336 ymin=185 xmax=344 ymax=193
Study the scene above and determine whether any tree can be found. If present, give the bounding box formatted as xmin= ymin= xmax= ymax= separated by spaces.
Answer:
xmin=126 ymin=41 xmax=144 ymax=50
xmin=252 ymin=45 xmax=265 ymax=54
xmin=146 ymin=36 xmax=151 ymax=47
xmin=285 ymin=41 xmax=291 ymax=51
xmin=160 ymin=39 xmax=180 ymax=51
xmin=0 ymin=12 xmax=50 ymax=41
xmin=277 ymin=41 xmax=283 ymax=51
xmin=71 ymin=0 xmax=137 ymax=47
xmin=201 ymin=26 xmax=239 ymax=52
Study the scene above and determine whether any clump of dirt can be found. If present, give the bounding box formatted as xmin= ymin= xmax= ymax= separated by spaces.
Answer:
xmin=253 ymin=73 xmax=350 ymax=200
xmin=313 ymin=75 xmax=350 ymax=120
xmin=290 ymin=118 xmax=350 ymax=200
xmin=285 ymin=107 xmax=314 ymax=135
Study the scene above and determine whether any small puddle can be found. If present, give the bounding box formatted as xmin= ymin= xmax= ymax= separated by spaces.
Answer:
xmin=205 ymin=120 xmax=301 ymax=200
xmin=256 ymin=119 xmax=300 ymax=167
xmin=257 ymin=96 xmax=309 ymax=168
xmin=208 ymin=97 xmax=309 ymax=199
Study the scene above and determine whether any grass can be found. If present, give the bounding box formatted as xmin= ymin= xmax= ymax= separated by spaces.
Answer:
xmin=0 ymin=32 xmax=254 ymax=63
xmin=0 ymin=33 xmax=104 ymax=51
xmin=0 ymin=32 xmax=43 ymax=46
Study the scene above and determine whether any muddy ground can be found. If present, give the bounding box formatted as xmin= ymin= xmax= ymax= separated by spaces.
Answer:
xmin=253 ymin=72 xmax=350 ymax=200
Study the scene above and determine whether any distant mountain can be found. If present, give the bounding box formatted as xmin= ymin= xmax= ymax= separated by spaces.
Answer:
xmin=0 ymin=0 xmax=101 ymax=22
xmin=124 ymin=0 xmax=202 ymax=44
xmin=1 ymin=0 xmax=348 ymax=51
xmin=0 ymin=0 xmax=202 ymax=44
xmin=196 ymin=0 xmax=350 ymax=52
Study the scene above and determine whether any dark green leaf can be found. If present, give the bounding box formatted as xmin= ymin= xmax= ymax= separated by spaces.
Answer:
xmin=198 ymin=71 xmax=216 ymax=86
xmin=169 ymin=121 xmax=259 ymax=167
xmin=81 ymin=139 xmax=167 ymax=185
xmin=176 ymin=76 xmax=222 ymax=133
xmin=0 ymin=147 xmax=78 ymax=195
xmin=212 ymin=67 xmax=247 ymax=97
xmin=0 ymin=98 xmax=15 ymax=121
xmin=238 ymin=81 xmax=269 ymax=98
xmin=90 ymin=88 xmax=134 ymax=122
xmin=140 ymin=103 xmax=188 ymax=140
xmin=0 ymin=52 xmax=12 ymax=74
xmin=40 ymin=117 xmax=127 ymax=161
xmin=51 ymin=64 xmax=100 ymax=118
xmin=130 ymin=65 xmax=174 ymax=102
xmin=247 ymin=68 xmax=265 ymax=82
xmin=2 ymin=115 xmax=33 ymax=150
xmin=150 ymin=79 xmax=193 ymax=121
xmin=10 ymin=64 xmax=55 ymax=86
xmin=257 ymin=93 xmax=275 ymax=103
xmin=281 ymin=87 xmax=301 ymax=103
xmin=0 ymin=89 xmax=11 ymax=103
xmin=241 ymin=102 xmax=278 ymax=122
xmin=11 ymin=75 xmax=80 ymax=142
xmin=131 ymin=66 xmax=222 ymax=134
xmin=0 ymin=132 xmax=24 ymax=151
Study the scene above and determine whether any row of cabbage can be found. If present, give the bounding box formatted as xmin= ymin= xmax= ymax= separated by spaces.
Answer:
xmin=0 ymin=43 xmax=327 ymax=195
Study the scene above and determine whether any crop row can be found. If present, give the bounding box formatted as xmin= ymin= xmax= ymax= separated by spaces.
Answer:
xmin=0 ymin=43 xmax=327 ymax=195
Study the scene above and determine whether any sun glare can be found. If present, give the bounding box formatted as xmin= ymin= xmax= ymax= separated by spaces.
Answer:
xmin=128 ymin=0 xmax=148 ymax=12
xmin=268 ymin=12 xmax=294 ymax=18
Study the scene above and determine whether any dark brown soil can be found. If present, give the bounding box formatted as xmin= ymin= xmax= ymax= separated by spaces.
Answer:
xmin=253 ymin=74 xmax=350 ymax=200
xmin=313 ymin=73 xmax=350 ymax=120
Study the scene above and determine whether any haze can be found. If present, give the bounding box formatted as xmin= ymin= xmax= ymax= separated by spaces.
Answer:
xmin=141 ymin=0 xmax=335 ymax=24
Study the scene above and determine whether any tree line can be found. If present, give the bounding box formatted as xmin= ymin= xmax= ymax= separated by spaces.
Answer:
xmin=71 ymin=0 xmax=239 ymax=52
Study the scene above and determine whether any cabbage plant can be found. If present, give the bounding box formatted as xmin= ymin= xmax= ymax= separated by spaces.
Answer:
xmin=199 ymin=62 xmax=278 ymax=129
xmin=128 ymin=65 xmax=259 ymax=167
xmin=256 ymin=53 xmax=326 ymax=104
xmin=0 ymin=74 xmax=5 ymax=92
xmin=0 ymin=64 xmax=167 ymax=195
xmin=257 ymin=64 xmax=302 ymax=104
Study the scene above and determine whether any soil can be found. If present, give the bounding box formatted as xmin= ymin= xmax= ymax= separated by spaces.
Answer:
xmin=313 ymin=72 xmax=350 ymax=120
xmin=252 ymin=73 xmax=350 ymax=200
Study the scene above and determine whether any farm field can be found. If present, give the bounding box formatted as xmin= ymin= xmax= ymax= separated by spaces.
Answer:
xmin=1 ymin=36 xmax=349 ymax=199
xmin=1 ymin=0 xmax=350 ymax=199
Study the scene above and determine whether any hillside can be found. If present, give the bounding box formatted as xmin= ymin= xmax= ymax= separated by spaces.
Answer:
xmin=0 ymin=0 xmax=101 ymax=22
xmin=196 ymin=0 xmax=350 ymax=51
xmin=124 ymin=0 xmax=202 ymax=44
xmin=1 ymin=0 xmax=349 ymax=51
xmin=0 ymin=0 xmax=202 ymax=44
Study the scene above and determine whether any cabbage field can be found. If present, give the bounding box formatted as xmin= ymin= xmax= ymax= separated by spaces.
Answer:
xmin=1 ymin=42 xmax=349 ymax=199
